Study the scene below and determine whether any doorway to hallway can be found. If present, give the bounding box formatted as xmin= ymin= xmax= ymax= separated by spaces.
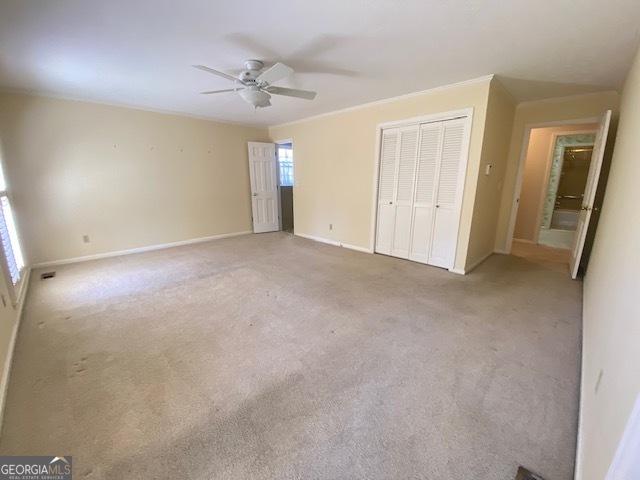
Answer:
xmin=276 ymin=141 xmax=294 ymax=233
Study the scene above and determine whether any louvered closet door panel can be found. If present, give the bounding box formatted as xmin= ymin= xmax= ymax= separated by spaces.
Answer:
xmin=391 ymin=126 xmax=420 ymax=258
xmin=409 ymin=122 xmax=443 ymax=263
xmin=430 ymin=118 xmax=468 ymax=269
xmin=375 ymin=129 xmax=400 ymax=255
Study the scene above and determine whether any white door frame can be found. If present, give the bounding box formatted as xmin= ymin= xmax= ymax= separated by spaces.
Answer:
xmin=274 ymin=138 xmax=294 ymax=232
xmin=504 ymin=116 xmax=600 ymax=254
xmin=369 ymin=108 xmax=474 ymax=271
xmin=532 ymin=129 xmax=598 ymax=244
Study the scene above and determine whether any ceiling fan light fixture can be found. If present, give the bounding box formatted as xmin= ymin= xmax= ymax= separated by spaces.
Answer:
xmin=193 ymin=60 xmax=317 ymax=109
xmin=239 ymin=87 xmax=271 ymax=108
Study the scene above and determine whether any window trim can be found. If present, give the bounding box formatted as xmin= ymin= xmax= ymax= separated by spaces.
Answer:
xmin=0 ymin=164 xmax=25 ymax=306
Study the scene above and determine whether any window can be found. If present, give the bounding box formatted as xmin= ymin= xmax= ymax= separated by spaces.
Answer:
xmin=278 ymin=145 xmax=294 ymax=186
xmin=0 ymin=161 xmax=24 ymax=293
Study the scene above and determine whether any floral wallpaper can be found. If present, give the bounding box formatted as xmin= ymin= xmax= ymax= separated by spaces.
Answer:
xmin=541 ymin=133 xmax=596 ymax=229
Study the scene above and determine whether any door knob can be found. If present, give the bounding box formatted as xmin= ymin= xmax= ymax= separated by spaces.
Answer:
xmin=389 ymin=201 xmax=393 ymax=205
xmin=252 ymin=193 xmax=258 ymax=197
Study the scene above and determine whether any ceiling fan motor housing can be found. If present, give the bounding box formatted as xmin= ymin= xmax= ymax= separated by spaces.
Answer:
xmin=239 ymin=59 xmax=264 ymax=84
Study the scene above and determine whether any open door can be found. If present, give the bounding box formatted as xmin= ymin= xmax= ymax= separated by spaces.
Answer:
xmin=570 ymin=110 xmax=612 ymax=278
xmin=248 ymin=142 xmax=279 ymax=233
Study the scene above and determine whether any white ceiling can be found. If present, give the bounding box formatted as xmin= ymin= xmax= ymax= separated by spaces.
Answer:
xmin=1 ymin=0 xmax=639 ymax=126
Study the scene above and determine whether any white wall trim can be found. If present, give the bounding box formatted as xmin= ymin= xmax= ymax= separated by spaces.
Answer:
xmin=295 ymin=233 xmax=373 ymax=254
xmin=31 ymin=231 xmax=252 ymax=268
xmin=451 ymin=250 xmax=494 ymax=275
xmin=467 ymin=251 xmax=494 ymax=273
xmin=448 ymin=267 xmax=466 ymax=275
xmin=513 ymin=237 xmax=537 ymax=244
xmin=271 ymin=75 xmax=493 ymax=129
xmin=0 ymin=267 xmax=31 ymax=434
xmin=503 ymin=116 xmax=602 ymax=254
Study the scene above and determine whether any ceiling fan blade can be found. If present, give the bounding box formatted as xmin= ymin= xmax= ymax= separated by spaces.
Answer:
xmin=256 ymin=62 xmax=293 ymax=85
xmin=193 ymin=65 xmax=240 ymax=83
xmin=266 ymin=86 xmax=317 ymax=100
xmin=200 ymin=88 xmax=244 ymax=94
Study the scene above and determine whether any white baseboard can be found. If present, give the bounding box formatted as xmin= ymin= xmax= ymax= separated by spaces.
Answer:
xmin=456 ymin=251 xmax=494 ymax=275
xmin=32 ymin=231 xmax=253 ymax=268
xmin=295 ymin=233 xmax=373 ymax=254
xmin=513 ymin=238 xmax=536 ymax=244
xmin=0 ymin=267 xmax=31 ymax=434
xmin=494 ymin=248 xmax=511 ymax=255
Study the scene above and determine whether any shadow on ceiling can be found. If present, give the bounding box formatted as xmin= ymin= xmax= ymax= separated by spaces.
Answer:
xmin=223 ymin=33 xmax=360 ymax=79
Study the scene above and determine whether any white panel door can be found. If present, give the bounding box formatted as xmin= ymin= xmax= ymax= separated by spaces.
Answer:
xmin=570 ymin=109 xmax=612 ymax=278
xmin=429 ymin=118 xmax=469 ymax=269
xmin=391 ymin=126 xmax=420 ymax=258
xmin=409 ymin=122 xmax=444 ymax=263
xmin=248 ymin=142 xmax=279 ymax=233
xmin=375 ymin=129 xmax=400 ymax=255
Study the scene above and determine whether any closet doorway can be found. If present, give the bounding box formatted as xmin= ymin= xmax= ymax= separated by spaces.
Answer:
xmin=372 ymin=109 xmax=473 ymax=271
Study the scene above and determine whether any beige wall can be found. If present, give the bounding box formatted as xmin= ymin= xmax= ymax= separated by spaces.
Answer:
xmin=577 ymin=45 xmax=640 ymax=480
xmin=494 ymin=91 xmax=620 ymax=252
xmin=465 ymin=79 xmax=515 ymax=268
xmin=269 ymin=78 xmax=492 ymax=272
xmin=514 ymin=125 xmax=598 ymax=242
xmin=0 ymin=93 xmax=269 ymax=265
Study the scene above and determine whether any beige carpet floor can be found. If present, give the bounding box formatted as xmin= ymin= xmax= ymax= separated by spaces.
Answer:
xmin=1 ymin=233 xmax=582 ymax=479
xmin=511 ymin=239 xmax=572 ymax=275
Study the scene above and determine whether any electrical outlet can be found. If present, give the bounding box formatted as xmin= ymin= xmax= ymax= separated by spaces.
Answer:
xmin=485 ymin=164 xmax=493 ymax=176
xmin=83 ymin=235 xmax=90 ymax=243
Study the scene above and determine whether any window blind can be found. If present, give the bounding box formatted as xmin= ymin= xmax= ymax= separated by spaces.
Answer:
xmin=0 ymin=195 xmax=23 ymax=285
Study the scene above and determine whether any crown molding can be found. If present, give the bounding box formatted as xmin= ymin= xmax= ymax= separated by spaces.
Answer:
xmin=269 ymin=75 xmax=495 ymax=129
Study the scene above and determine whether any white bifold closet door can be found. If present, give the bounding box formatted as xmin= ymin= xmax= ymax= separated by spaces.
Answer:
xmin=375 ymin=116 xmax=469 ymax=270
xmin=375 ymin=126 xmax=419 ymax=257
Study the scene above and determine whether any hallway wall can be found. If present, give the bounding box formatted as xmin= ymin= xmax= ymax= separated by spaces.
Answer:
xmin=577 ymin=44 xmax=640 ymax=480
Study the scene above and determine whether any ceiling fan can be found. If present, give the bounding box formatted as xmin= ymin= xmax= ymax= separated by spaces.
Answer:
xmin=193 ymin=60 xmax=317 ymax=109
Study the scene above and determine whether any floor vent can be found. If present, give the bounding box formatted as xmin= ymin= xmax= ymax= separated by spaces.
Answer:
xmin=40 ymin=271 xmax=56 ymax=280
xmin=516 ymin=466 xmax=545 ymax=480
